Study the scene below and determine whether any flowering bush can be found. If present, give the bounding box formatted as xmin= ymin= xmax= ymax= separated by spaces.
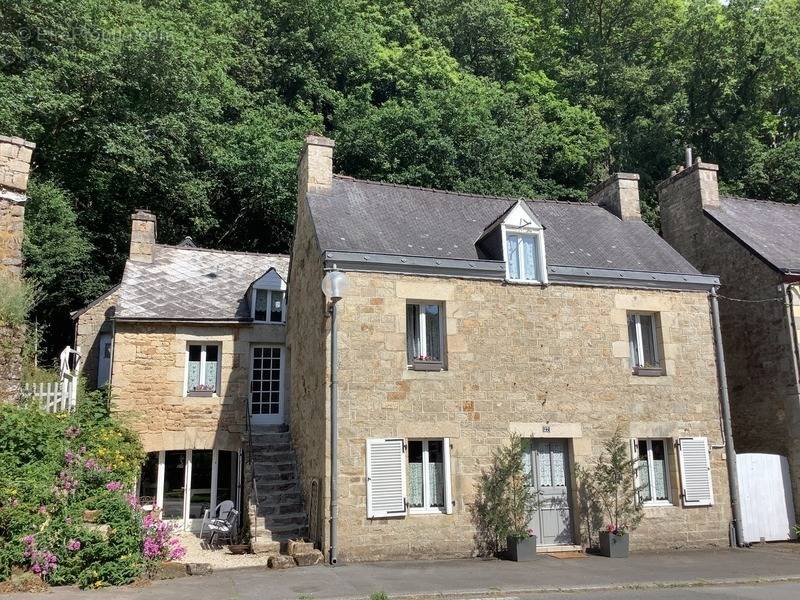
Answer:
xmin=0 ymin=387 xmax=183 ymax=587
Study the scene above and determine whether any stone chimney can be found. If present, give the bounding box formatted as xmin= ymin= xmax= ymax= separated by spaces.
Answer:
xmin=298 ymin=134 xmax=335 ymax=194
xmin=129 ymin=209 xmax=157 ymax=263
xmin=589 ymin=173 xmax=641 ymax=221
xmin=658 ymin=160 xmax=720 ymax=269
xmin=0 ymin=135 xmax=36 ymax=277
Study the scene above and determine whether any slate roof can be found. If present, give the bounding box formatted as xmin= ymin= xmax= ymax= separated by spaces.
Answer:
xmin=309 ymin=176 xmax=702 ymax=275
xmin=116 ymin=245 xmax=289 ymax=321
xmin=706 ymin=197 xmax=800 ymax=275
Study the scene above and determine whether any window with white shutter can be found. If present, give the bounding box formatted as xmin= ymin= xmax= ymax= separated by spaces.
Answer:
xmin=366 ymin=438 xmax=407 ymax=518
xmin=677 ymin=437 xmax=714 ymax=506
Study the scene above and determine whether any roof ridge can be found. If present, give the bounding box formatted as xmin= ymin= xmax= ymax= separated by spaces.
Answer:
xmin=156 ymin=244 xmax=290 ymax=259
xmin=332 ymin=174 xmax=598 ymax=207
xmin=722 ymin=195 xmax=800 ymax=209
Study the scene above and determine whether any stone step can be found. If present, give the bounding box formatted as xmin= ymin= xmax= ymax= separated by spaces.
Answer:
xmin=250 ymin=424 xmax=288 ymax=434
xmin=251 ymin=442 xmax=294 ymax=454
xmin=260 ymin=491 xmax=303 ymax=506
xmin=270 ymin=529 xmax=309 ymax=542
xmin=259 ymin=501 xmax=304 ymax=516
xmin=262 ymin=512 xmax=307 ymax=527
xmin=254 ymin=463 xmax=296 ymax=477
xmin=252 ymin=450 xmax=296 ymax=463
xmin=250 ymin=431 xmax=291 ymax=444
xmin=258 ymin=480 xmax=299 ymax=494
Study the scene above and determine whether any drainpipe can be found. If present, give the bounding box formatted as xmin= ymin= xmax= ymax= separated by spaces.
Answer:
xmin=709 ymin=287 xmax=744 ymax=547
xmin=329 ymin=299 xmax=339 ymax=566
xmin=783 ymin=282 xmax=800 ymax=401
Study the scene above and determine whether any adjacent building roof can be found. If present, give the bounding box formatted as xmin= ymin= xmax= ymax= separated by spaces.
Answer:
xmin=116 ymin=245 xmax=289 ymax=321
xmin=309 ymin=176 xmax=715 ymax=289
xmin=706 ymin=197 xmax=800 ymax=275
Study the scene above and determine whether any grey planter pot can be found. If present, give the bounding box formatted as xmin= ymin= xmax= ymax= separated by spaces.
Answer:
xmin=506 ymin=535 xmax=537 ymax=562
xmin=599 ymin=531 xmax=629 ymax=558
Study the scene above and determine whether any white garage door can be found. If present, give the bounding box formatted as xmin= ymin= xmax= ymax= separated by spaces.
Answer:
xmin=737 ymin=453 xmax=797 ymax=543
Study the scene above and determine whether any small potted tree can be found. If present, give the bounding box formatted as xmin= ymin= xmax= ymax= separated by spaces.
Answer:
xmin=472 ymin=434 xmax=539 ymax=561
xmin=577 ymin=429 xmax=642 ymax=558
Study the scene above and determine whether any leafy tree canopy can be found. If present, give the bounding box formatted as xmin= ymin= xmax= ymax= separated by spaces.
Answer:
xmin=1 ymin=0 xmax=798 ymax=356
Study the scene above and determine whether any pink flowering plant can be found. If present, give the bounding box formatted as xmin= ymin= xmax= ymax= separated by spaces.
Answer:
xmin=0 ymin=388 xmax=184 ymax=588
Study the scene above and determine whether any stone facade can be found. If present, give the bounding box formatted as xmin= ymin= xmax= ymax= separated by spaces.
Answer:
xmin=110 ymin=321 xmax=287 ymax=452
xmin=73 ymin=287 xmax=119 ymax=389
xmin=288 ymin=266 xmax=732 ymax=561
xmin=660 ymin=162 xmax=800 ymax=521
xmin=0 ymin=324 xmax=25 ymax=404
xmin=0 ymin=135 xmax=35 ymax=278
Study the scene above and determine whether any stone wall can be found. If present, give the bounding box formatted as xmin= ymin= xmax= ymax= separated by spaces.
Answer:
xmin=293 ymin=270 xmax=731 ymax=561
xmin=111 ymin=321 xmax=287 ymax=452
xmin=660 ymin=164 xmax=800 ymax=521
xmin=74 ymin=288 xmax=119 ymax=389
xmin=0 ymin=135 xmax=35 ymax=278
xmin=286 ymin=193 xmax=329 ymax=551
xmin=0 ymin=324 xmax=25 ymax=403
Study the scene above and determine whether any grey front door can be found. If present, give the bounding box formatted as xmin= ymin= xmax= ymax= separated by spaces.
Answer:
xmin=526 ymin=439 xmax=574 ymax=546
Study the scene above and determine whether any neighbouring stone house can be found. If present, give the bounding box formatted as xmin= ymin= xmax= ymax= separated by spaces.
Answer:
xmin=0 ymin=134 xmax=35 ymax=404
xmin=74 ymin=213 xmax=298 ymax=552
xmin=660 ymin=160 xmax=800 ymax=524
xmin=287 ymin=136 xmax=734 ymax=561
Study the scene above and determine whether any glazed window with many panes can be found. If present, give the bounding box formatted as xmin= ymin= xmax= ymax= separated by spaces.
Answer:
xmin=250 ymin=346 xmax=283 ymax=416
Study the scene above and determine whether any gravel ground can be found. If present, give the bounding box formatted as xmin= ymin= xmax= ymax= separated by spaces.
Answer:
xmin=174 ymin=532 xmax=272 ymax=570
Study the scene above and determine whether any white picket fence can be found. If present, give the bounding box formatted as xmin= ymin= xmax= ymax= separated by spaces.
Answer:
xmin=22 ymin=377 xmax=77 ymax=413
xmin=21 ymin=346 xmax=81 ymax=413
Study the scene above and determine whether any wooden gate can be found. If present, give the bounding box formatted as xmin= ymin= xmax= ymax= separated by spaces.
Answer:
xmin=737 ymin=453 xmax=797 ymax=543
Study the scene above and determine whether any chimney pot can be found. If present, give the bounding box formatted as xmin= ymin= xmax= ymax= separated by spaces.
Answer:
xmin=129 ymin=209 xmax=157 ymax=263
xmin=588 ymin=172 xmax=641 ymax=221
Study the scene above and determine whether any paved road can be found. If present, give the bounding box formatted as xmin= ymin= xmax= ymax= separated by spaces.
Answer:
xmin=512 ymin=582 xmax=800 ymax=599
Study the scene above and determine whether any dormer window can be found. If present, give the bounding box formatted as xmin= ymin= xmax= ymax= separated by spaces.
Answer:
xmin=497 ymin=200 xmax=548 ymax=284
xmin=505 ymin=232 xmax=541 ymax=281
xmin=254 ymin=289 xmax=285 ymax=323
xmin=249 ymin=268 xmax=287 ymax=324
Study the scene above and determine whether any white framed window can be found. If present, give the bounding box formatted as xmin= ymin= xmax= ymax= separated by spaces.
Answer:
xmin=627 ymin=312 xmax=664 ymax=375
xmin=185 ymin=343 xmax=220 ymax=395
xmin=253 ymin=288 xmax=286 ymax=323
xmin=504 ymin=231 xmax=544 ymax=282
xmin=406 ymin=302 xmax=445 ymax=370
xmin=366 ymin=437 xmax=453 ymax=518
xmin=249 ymin=345 xmax=284 ymax=419
xmin=633 ymin=438 xmax=672 ymax=506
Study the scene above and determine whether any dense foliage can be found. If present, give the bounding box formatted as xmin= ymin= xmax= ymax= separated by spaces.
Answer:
xmin=1 ymin=0 xmax=798 ymax=356
xmin=0 ymin=389 xmax=183 ymax=587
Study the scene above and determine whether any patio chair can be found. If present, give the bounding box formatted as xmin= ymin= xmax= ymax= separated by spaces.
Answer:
xmin=200 ymin=500 xmax=235 ymax=540
xmin=207 ymin=508 xmax=239 ymax=547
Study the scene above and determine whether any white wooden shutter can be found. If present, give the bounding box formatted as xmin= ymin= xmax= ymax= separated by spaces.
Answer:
xmin=678 ymin=437 xmax=714 ymax=506
xmin=366 ymin=438 xmax=407 ymax=518
xmin=443 ymin=438 xmax=453 ymax=514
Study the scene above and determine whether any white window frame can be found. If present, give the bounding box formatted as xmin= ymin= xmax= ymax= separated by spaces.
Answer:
xmin=406 ymin=301 xmax=446 ymax=369
xmin=407 ymin=439 xmax=453 ymax=515
xmin=248 ymin=344 xmax=285 ymax=424
xmin=632 ymin=438 xmax=673 ymax=507
xmin=142 ymin=449 xmax=241 ymax=532
xmin=184 ymin=343 xmax=221 ymax=396
xmin=252 ymin=288 xmax=286 ymax=324
xmin=501 ymin=226 xmax=548 ymax=284
xmin=628 ymin=312 xmax=663 ymax=374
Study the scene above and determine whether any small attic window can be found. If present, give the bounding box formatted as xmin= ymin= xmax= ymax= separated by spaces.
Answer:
xmin=250 ymin=268 xmax=287 ymax=324
xmin=499 ymin=201 xmax=548 ymax=284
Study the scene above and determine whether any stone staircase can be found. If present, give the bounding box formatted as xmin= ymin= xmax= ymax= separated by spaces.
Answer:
xmin=247 ymin=424 xmax=309 ymax=553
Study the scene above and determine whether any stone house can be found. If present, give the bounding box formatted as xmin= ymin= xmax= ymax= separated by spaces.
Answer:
xmin=287 ymin=136 xmax=734 ymax=562
xmin=660 ymin=160 xmax=800 ymax=525
xmin=0 ymin=134 xmax=35 ymax=404
xmin=74 ymin=214 xmax=299 ymax=552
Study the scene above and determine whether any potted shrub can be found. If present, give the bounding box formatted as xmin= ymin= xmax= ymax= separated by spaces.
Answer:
xmin=472 ymin=434 xmax=540 ymax=561
xmin=576 ymin=429 xmax=642 ymax=558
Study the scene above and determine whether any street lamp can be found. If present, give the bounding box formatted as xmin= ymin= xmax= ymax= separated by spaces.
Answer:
xmin=321 ymin=266 xmax=348 ymax=565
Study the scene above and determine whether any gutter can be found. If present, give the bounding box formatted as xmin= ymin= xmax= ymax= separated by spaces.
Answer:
xmin=709 ymin=287 xmax=744 ymax=547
